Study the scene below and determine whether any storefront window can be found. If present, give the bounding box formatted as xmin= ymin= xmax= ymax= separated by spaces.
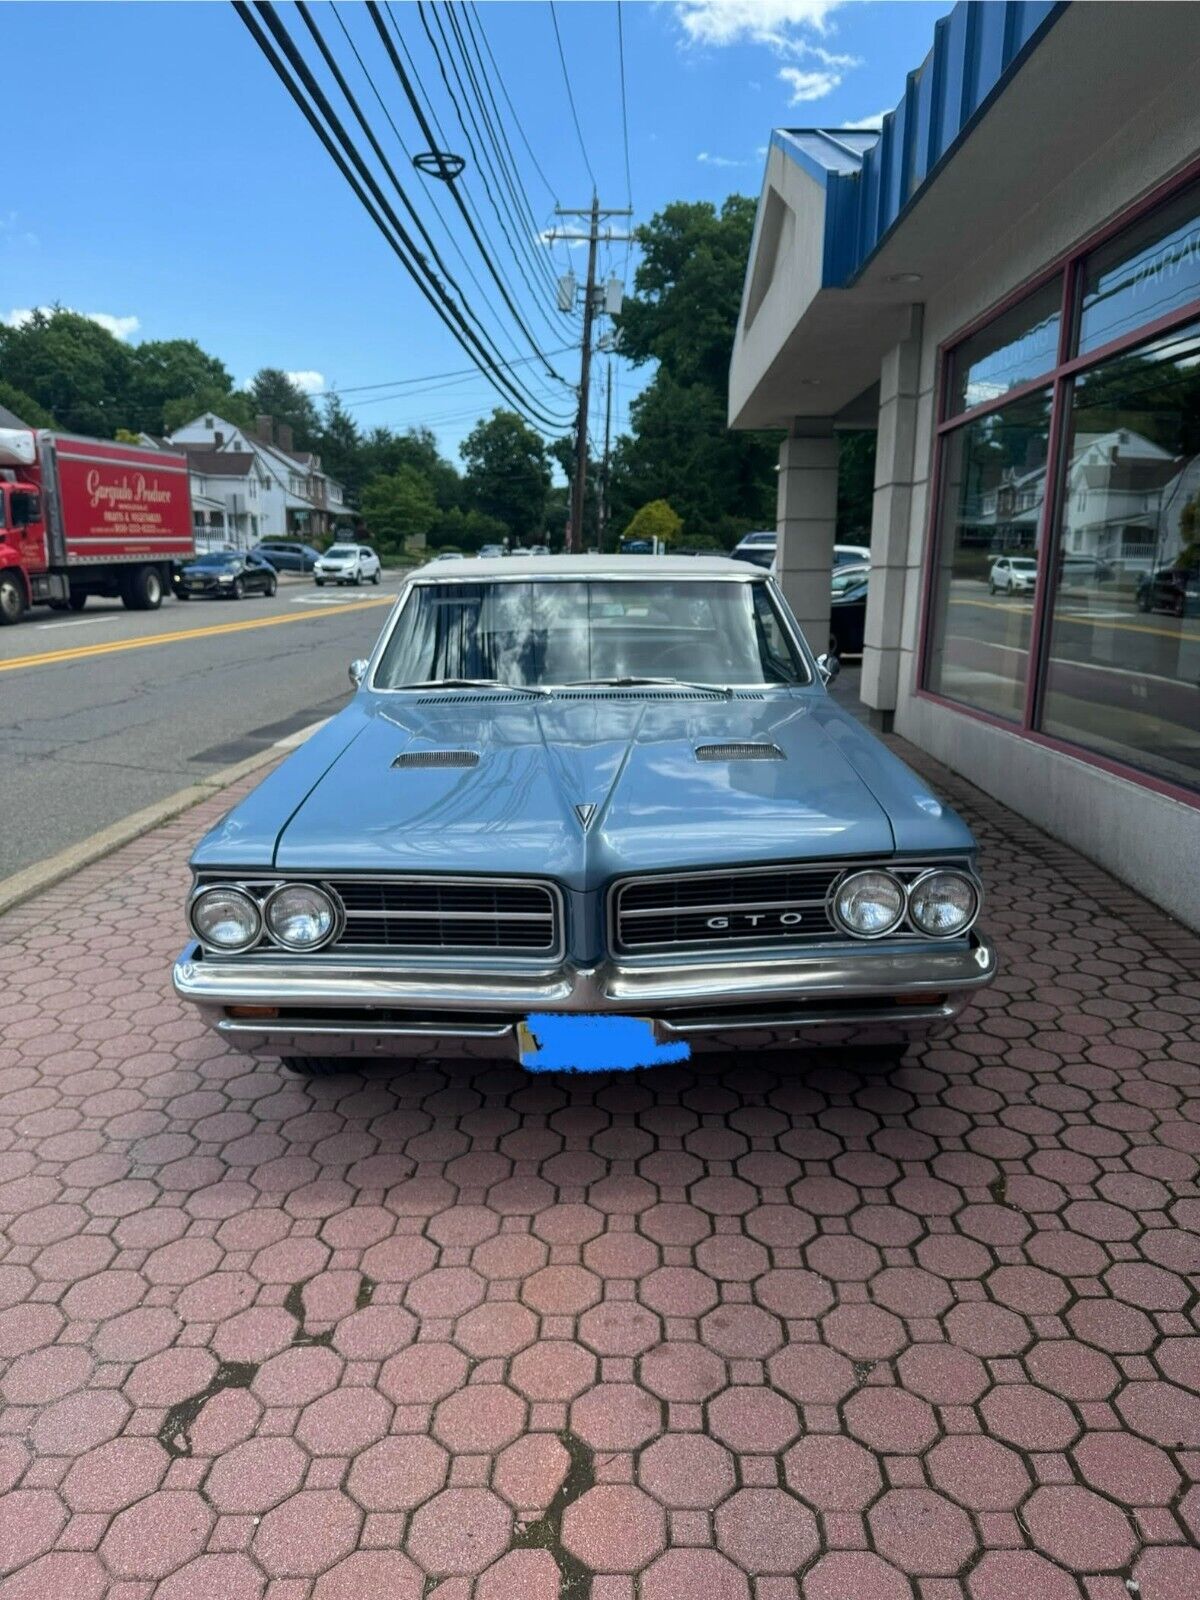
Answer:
xmin=948 ymin=278 xmax=1061 ymax=413
xmin=1039 ymin=323 xmax=1200 ymax=787
xmin=925 ymin=388 xmax=1052 ymax=720
xmin=1078 ymin=183 xmax=1200 ymax=355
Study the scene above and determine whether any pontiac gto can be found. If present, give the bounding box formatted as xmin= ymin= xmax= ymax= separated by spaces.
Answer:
xmin=173 ymin=556 xmax=996 ymax=1074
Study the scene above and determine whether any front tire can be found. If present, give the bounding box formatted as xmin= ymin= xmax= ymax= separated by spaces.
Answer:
xmin=315 ymin=578 xmax=325 ymax=588
xmin=69 ymin=592 xmax=88 ymax=612
xmin=122 ymin=565 xmax=164 ymax=611
xmin=371 ymin=569 xmax=381 ymax=585
xmin=989 ymin=579 xmax=997 ymax=594
xmin=0 ymin=571 xmax=29 ymax=625
xmin=281 ymin=1056 xmax=349 ymax=1078
xmin=231 ymin=578 xmax=245 ymax=600
xmin=267 ymin=577 xmax=278 ymax=597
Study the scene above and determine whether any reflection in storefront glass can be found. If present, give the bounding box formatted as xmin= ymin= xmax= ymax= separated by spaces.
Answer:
xmin=1040 ymin=324 xmax=1200 ymax=789
xmin=949 ymin=279 xmax=1061 ymax=414
xmin=925 ymin=389 xmax=1052 ymax=720
xmin=1078 ymin=184 xmax=1200 ymax=355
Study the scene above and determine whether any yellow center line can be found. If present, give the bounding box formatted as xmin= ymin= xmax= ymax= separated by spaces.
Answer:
xmin=950 ymin=596 xmax=1195 ymax=644
xmin=0 ymin=595 xmax=396 ymax=675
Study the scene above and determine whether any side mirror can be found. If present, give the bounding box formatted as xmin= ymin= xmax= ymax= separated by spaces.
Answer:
xmin=348 ymin=658 xmax=368 ymax=688
xmin=816 ymin=652 xmax=840 ymax=685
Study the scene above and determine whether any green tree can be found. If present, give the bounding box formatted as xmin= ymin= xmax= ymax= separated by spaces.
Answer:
xmin=461 ymin=409 xmax=550 ymax=539
xmin=361 ymin=466 xmax=438 ymax=552
xmin=317 ymin=393 xmax=364 ymax=501
xmin=433 ymin=506 xmax=510 ymax=553
xmin=248 ymin=368 xmax=320 ymax=447
xmin=0 ymin=381 xmax=57 ymax=429
xmin=0 ymin=307 xmax=132 ymax=437
xmin=610 ymin=197 xmax=782 ymax=545
xmin=838 ymin=431 xmax=877 ymax=543
xmin=126 ymin=339 xmax=234 ymax=435
xmin=624 ymin=499 xmax=683 ymax=546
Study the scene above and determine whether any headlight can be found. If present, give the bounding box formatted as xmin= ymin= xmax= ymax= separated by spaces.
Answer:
xmin=218 ymin=575 xmax=233 ymax=584
xmin=833 ymin=870 xmax=905 ymax=938
xmin=908 ymin=870 xmax=979 ymax=937
xmin=264 ymin=883 xmax=340 ymax=950
xmin=190 ymin=886 xmax=262 ymax=952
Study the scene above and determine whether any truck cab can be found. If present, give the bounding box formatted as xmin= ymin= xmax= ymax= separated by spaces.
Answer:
xmin=0 ymin=479 xmax=47 ymax=623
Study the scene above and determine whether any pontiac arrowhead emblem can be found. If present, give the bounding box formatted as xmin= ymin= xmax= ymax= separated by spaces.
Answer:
xmin=574 ymin=803 xmax=597 ymax=830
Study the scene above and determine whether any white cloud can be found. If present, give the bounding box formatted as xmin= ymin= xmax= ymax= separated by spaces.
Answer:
xmin=284 ymin=369 xmax=325 ymax=394
xmin=4 ymin=306 xmax=139 ymax=340
xmin=674 ymin=1 xmax=844 ymax=51
xmin=698 ymin=151 xmax=748 ymax=168
xmin=779 ymin=66 xmax=841 ymax=103
xmin=844 ymin=109 xmax=889 ymax=130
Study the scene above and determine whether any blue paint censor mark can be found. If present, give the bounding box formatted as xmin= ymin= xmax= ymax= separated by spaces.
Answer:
xmin=519 ymin=1013 xmax=691 ymax=1074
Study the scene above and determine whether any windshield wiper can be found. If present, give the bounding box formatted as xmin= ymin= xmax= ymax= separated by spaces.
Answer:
xmin=389 ymin=678 xmax=551 ymax=697
xmin=561 ymin=676 xmax=735 ymax=698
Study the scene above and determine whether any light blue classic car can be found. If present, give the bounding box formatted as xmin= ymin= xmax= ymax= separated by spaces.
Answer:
xmin=173 ymin=556 xmax=995 ymax=1075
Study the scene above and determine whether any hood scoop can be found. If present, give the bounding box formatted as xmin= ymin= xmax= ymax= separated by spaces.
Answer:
xmin=695 ymin=741 xmax=785 ymax=762
xmin=391 ymin=749 xmax=480 ymax=769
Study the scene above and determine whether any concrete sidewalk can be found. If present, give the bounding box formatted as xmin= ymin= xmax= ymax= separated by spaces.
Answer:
xmin=0 ymin=725 xmax=1198 ymax=1599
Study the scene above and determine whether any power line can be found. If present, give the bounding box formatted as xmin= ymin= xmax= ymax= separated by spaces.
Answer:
xmin=366 ymin=0 xmax=575 ymax=400
xmin=468 ymin=1 xmax=560 ymax=207
xmin=327 ymin=0 xmax=524 ymax=361
xmin=418 ymin=0 xmax=563 ymax=320
xmin=317 ymin=343 xmax=577 ymax=399
xmin=616 ymin=2 xmax=633 ymax=212
xmin=549 ymin=1 xmax=596 ymax=191
xmin=235 ymin=2 xmax=572 ymax=432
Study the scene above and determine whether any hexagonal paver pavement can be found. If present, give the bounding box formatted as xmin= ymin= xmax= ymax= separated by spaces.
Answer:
xmin=1 ymin=740 xmax=1199 ymax=1595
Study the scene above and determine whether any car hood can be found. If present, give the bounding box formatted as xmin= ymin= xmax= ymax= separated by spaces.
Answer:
xmin=193 ymin=689 xmax=974 ymax=882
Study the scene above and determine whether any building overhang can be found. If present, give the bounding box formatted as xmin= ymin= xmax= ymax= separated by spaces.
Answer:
xmin=729 ymin=0 xmax=1196 ymax=431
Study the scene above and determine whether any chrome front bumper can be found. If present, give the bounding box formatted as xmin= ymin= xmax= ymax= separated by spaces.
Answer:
xmin=174 ymin=934 xmax=997 ymax=1061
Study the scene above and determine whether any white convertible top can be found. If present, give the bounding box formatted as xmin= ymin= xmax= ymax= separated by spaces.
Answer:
xmin=410 ymin=554 xmax=760 ymax=580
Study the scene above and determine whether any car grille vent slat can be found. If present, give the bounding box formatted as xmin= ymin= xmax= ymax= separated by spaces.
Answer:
xmin=613 ymin=864 xmax=925 ymax=955
xmin=325 ymin=877 xmax=558 ymax=957
xmin=391 ymin=750 xmax=479 ymax=769
xmin=695 ymin=742 xmax=784 ymax=761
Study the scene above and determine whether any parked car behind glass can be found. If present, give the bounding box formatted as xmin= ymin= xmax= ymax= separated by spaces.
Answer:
xmin=1137 ymin=559 xmax=1200 ymax=617
xmin=829 ymin=562 xmax=869 ymax=656
xmin=989 ymin=555 xmax=1037 ymax=595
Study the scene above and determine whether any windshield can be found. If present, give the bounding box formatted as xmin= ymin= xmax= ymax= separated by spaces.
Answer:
xmin=374 ymin=579 xmax=809 ymax=689
xmin=831 ymin=566 xmax=868 ymax=595
xmin=1008 ymin=558 xmax=1037 ymax=570
xmin=325 ymin=545 xmax=357 ymax=558
xmin=192 ymin=553 xmax=239 ymax=569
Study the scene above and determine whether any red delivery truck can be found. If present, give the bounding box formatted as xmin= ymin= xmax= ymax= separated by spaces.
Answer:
xmin=0 ymin=426 xmax=195 ymax=623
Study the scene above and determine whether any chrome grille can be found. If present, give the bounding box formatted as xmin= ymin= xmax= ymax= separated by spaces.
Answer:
xmin=330 ymin=878 xmax=560 ymax=957
xmin=612 ymin=864 xmax=926 ymax=955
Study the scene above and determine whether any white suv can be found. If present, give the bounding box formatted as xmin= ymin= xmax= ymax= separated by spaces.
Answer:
xmin=314 ymin=544 xmax=382 ymax=587
xmin=989 ymin=555 xmax=1037 ymax=595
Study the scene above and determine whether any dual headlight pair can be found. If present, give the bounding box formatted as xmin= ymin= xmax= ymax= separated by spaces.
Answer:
xmin=833 ymin=868 xmax=979 ymax=940
xmin=190 ymin=882 xmax=340 ymax=953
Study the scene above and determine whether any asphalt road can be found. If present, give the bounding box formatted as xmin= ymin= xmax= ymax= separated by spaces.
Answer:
xmin=0 ymin=573 xmax=407 ymax=880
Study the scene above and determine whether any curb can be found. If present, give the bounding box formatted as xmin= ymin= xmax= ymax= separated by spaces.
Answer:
xmin=0 ymin=719 xmax=329 ymax=919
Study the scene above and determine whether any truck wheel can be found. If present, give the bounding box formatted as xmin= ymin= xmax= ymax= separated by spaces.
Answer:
xmin=69 ymin=593 xmax=88 ymax=612
xmin=122 ymin=566 xmax=164 ymax=611
xmin=0 ymin=571 xmax=28 ymax=625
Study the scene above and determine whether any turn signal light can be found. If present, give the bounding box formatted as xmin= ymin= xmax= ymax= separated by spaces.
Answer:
xmin=226 ymin=1005 xmax=280 ymax=1018
xmin=895 ymin=992 xmax=947 ymax=1006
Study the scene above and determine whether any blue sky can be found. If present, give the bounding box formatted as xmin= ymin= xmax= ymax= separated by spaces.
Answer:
xmin=2 ymin=0 xmax=950 ymax=461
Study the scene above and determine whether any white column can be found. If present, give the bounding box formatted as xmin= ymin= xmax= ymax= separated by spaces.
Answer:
xmin=861 ymin=306 xmax=924 ymax=715
xmin=775 ymin=422 xmax=838 ymax=657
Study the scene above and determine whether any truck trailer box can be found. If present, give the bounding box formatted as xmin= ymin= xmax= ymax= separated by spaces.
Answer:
xmin=41 ymin=433 xmax=194 ymax=565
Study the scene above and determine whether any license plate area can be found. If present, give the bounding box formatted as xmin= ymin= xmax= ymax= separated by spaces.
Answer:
xmin=517 ymin=1013 xmax=690 ymax=1073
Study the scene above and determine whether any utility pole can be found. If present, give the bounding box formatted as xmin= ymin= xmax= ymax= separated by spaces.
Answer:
xmin=546 ymin=199 xmax=632 ymax=552
xmin=599 ymin=362 xmax=613 ymax=553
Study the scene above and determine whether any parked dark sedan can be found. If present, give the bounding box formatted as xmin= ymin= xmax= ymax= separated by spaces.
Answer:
xmin=253 ymin=540 xmax=323 ymax=573
xmin=176 ymin=551 xmax=278 ymax=600
xmin=1137 ymin=559 xmax=1199 ymax=617
xmin=829 ymin=562 xmax=869 ymax=655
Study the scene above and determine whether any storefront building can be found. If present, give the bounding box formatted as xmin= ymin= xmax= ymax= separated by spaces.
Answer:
xmin=730 ymin=0 xmax=1200 ymax=930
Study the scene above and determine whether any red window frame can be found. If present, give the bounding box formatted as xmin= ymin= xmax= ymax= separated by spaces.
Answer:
xmin=916 ymin=154 xmax=1200 ymax=811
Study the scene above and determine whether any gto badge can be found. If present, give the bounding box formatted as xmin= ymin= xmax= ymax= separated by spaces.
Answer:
xmin=706 ymin=912 xmax=804 ymax=928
